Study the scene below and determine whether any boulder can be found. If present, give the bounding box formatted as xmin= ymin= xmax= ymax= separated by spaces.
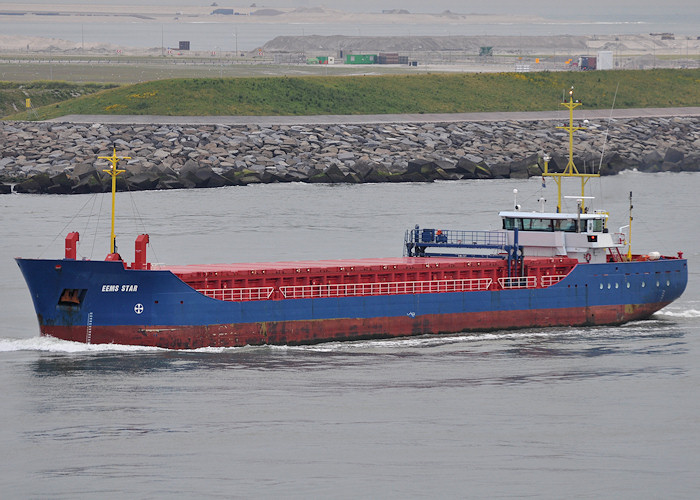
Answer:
xmin=406 ymin=158 xmax=431 ymax=174
xmin=179 ymin=165 xmax=224 ymax=188
xmin=664 ymin=147 xmax=684 ymax=164
xmin=46 ymin=172 xmax=74 ymax=194
xmin=71 ymin=175 xmax=104 ymax=194
xmin=155 ymin=175 xmax=185 ymax=190
xmin=324 ymin=165 xmax=347 ymax=183
xmin=222 ymin=169 xmax=245 ymax=185
xmin=433 ymin=159 xmax=457 ymax=172
xmin=455 ymin=157 xmax=480 ymax=178
xmin=127 ymin=172 xmax=160 ymax=191
xmin=72 ymin=163 xmax=99 ymax=180
xmin=510 ymin=154 xmax=539 ymax=177
xmin=400 ymin=171 xmax=431 ymax=183
xmin=308 ymin=172 xmax=331 ymax=184
xmin=238 ymin=174 xmax=263 ymax=184
xmin=14 ymin=178 xmax=43 ymax=194
xmin=640 ymin=150 xmax=663 ymax=172
xmin=599 ymin=153 xmax=635 ymax=176
xmin=349 ymin=161 xmax=377 ymax=179
xmin=661 ymin=161 xmax=682 ymax=172
xmin=433 ymin=167 xmax=457 ymax=180
xmin=32 ymin=173 xmax=52 ymax=192
xmin=344 ymin=172 xmax=363 ymax=183
xmin=363 ymin=170 xmax=389 ymax=183
xmin=527 ymin=164 xmax=543 ymax=177
xmin=50 ymin=172 xmax=73 ymax=191
xmin=490 ymin=163 xmax=511 ymax=178
xmin=681 ymin=153 xmax=700 ymax=172
xmin=474 ymin=164 xmax=493 ymax=179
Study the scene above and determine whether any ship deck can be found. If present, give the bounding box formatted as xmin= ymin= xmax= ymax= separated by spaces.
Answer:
xmin=158 ymin=256 xmax=490 ymax=274
xmin=156 ymin=256 xmax=579 ymax=302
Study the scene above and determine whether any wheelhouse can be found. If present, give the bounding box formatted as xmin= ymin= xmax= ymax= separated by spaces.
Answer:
xmin=500 ymin=211 xmax=607 ymax=234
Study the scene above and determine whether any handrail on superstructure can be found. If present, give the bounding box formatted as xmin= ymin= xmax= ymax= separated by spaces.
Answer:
xmin=404 ymin=227 xmax=508 ymax=257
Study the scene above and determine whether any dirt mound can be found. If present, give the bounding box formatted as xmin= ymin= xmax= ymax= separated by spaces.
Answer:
xmin=262 ymin=35 xmax=591 ymax=54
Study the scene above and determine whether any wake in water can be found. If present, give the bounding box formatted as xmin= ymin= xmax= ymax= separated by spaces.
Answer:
xmin=656 ymin=308 xmax=700 ymax=319
xmin=0 ymin=336 xmax=164 ymax=353
xmin=277 ymin=330 xmax=564 ymax=352
xmin=0 ymin=332 xmax=577 ymax=354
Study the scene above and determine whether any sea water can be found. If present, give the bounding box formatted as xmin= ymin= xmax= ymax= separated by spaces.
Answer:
xmin=1 ymin=174 xmax=699 ymax=497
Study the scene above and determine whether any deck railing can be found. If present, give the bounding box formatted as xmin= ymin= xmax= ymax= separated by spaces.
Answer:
xmin=279 ymin=278 xmax=493 ymax=299
xmin=540 ymin=275 xmax=567 ymax=287
xmin=198 ymin=287 xmax=275 ymax=302
xmin=196 ymin=273 xmax=566 ymax=302
xmin=498 ymin=276 xmax=537 ymax=289
xmin=196 ymin=278 xmax=493 ymax=302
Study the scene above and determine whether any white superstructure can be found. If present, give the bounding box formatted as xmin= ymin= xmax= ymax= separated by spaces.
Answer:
xmin=499 ymin=210 xmax=626 ymax=263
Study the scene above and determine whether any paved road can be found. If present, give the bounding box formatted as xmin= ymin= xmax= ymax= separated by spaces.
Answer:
xmin=50 ymin=107 xmax=700 ymax=126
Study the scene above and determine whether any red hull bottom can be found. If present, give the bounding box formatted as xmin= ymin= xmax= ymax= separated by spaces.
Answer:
xmin=40 ymin=302 xmax=670 ymax=349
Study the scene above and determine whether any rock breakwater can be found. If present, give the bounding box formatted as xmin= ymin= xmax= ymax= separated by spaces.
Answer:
xmin=1 ymin=116 xmax=698 ymax=194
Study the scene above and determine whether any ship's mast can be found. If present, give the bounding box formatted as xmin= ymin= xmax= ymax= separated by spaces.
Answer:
xmin=98 ymin=148 xmax=130 ymax=255
xmin=543 ymin=87 xmax=599 ymax=212
xmin=627 ymin=191 xmax=633 ymax=261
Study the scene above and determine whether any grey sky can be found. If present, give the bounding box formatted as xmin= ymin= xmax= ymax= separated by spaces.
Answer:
xmin=300 ymin=0 xmax=697 ymax=18
xmin=16 ymin=1 xmax=700 ymax=18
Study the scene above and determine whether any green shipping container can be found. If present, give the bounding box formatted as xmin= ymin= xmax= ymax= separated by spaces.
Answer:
xmin=345 ymin=54 xmax=377 ymax=65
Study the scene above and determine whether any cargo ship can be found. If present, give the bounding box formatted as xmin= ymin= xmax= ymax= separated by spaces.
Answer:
xmin=16 ymin=90 xmax=688 ymax=349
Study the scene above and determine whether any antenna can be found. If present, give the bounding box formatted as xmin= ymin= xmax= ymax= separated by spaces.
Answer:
xmin=597 ymin=81 xmax=620 ymax=175
xmin=542 ymin=87 xmax=599 ymax=213
xmin=513 ymin=188 xmax=520 ymax=211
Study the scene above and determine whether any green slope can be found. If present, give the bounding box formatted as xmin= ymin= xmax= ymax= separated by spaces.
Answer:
xmin=6 ymin=69 xmax=700 ymax=121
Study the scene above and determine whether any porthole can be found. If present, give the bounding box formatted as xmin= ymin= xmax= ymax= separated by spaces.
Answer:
xmin=600 ymin=283 xmax=604 ymax=289
xmin=656 ymin=281 xmax=660 ymax=287
xmin=607 ymin=283 xmax=611 ymax=289
xmin=626 ymin=282 xmax=630 ymax=288
xmin=642 ymin=282 xmax=646 ymax=288
xmin=615 ymin=283 xmax=619 ymax=289
xmin=666 ymin=280 xmax=671 ymax=287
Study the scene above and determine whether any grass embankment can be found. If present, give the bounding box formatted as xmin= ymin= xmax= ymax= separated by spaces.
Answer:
xmin=0 ymin=81 xmax=119 ymax=118
xmin=6 ymin=68 xmax=700 ymax=120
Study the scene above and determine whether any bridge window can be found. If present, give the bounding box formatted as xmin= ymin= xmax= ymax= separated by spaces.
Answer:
xmin=523 ymin=218 xmax=553 ymax=231
xmin=503 ymin=217 xmax=579 ymax=232
xmin=589 ymin=219 xmax=604 ymax=232
xmin=503 ymin=217 xmax=520 ymax=230
xmin=554 ymin=219 xmax=578 ymax=232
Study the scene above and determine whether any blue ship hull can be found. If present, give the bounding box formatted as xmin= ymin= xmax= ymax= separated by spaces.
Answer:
xmin=16 ymin=256 xmax=688 ymax=349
